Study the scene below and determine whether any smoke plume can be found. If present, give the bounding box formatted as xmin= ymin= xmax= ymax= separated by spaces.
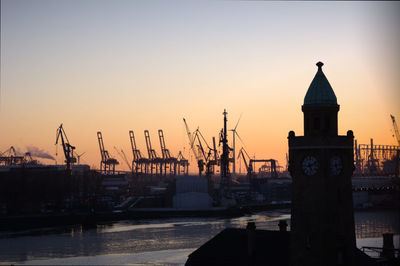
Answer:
xmin=26 ymin=146 xmax=55 ymax=160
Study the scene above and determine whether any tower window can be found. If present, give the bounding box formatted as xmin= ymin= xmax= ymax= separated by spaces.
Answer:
xmin=337 ymin=189 xmax=342 ymax=205
xmin=325 ymin=116 xmax=330 ymax=131
xmin=337 ymin=250 xmax=344 ymax=265
xmin=313 ymin=117 xmax=320 ymax=130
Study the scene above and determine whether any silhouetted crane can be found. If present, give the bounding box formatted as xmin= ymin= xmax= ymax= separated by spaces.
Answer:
xmin=144 ymin=130 xmax=161 ymax=175
xmin=237 ymin=147 xmax=253 ymax=176
xmin=97 ymin=131 xmax=119 ymax=174
xmin=158 ymin=129 xmax=177 ymax=175
xmin=390 ymin=115 xmax=400 ymax=146
xmin=55 ymin=124 xmax=76 ymax=172
xmin=183 ymin=118 xmax=205 ymax=176
xmin=114 ymin=146 xmax=132 ymax=171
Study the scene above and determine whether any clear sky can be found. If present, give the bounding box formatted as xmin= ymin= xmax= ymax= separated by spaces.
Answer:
xmin=1 ymin=0 xmax=399 ymax=172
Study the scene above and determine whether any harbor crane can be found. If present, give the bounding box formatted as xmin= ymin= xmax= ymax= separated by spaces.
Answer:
xmin=176 ymin=151 xmax=189 ymax=175
xmin=192 ymin=128 xmax=216 ymax=176
xmin=55 ymin=124 xmax=76 ymax=172
xmin=144 ymin=130 xmax=162 ymax=175
xmin=129 ymin=130 xmax=148 ymax=174
xmin=237 ymin=148 xmax=278 ymax=178
xmin=158 ymin=129 xmax=177 ymax=175
xmin=0 ymin=146 xmax=24 ymax=166
xmin=237 ymin=147 xmax=253 ymax=176
xmin=183 ymin=118 xmax=205 ymax=176
xmin=97 ymin=131 xmax=119 ymax=174
xmin=390 ymin=114 xmax=400 ymax=146
xmin=114 ymin=146 xmax=132 ymax=171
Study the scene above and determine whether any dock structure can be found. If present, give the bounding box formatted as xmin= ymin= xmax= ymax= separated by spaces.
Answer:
xmin=0 ymin=146 xmax=24 ymax=166
xmin=176 ymin=151 xmax=189 ymax=175
xmin=354 ymin=139 xmax=399 ymax=178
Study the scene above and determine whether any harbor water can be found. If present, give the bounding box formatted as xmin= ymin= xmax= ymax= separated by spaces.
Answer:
xmin=0 ymin=209 xmax=398 ymax=265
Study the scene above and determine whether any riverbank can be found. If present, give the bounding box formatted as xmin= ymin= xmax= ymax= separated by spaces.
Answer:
xmin=0 ymin=202 xmax=291 ymax=231
xmin=0 ymin=209 xmax=397 ymax=265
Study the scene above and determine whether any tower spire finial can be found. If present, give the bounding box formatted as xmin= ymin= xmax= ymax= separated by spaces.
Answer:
xmin=316 ymin=61 xmax=324 ymax=70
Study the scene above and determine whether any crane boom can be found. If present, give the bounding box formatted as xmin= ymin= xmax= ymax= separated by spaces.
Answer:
xmin=158 ymin=129 xmax=169 ymax=159
xmin=114 ymin=146 xmax=132 ymax=171
xmin=238 ymin=147 xmax=252 ymax=174
xmin=97 ymin=131 xmax=119 ymax=174
xmin=390 ymin=115 xmax=400 ymax=146
xmin=129 ymin=130 xmax=142 ymax=161
xmin=55 ymin=124 xmax=76 ymax=171
xmin=183 ymin=118 xmax=200 ymax=160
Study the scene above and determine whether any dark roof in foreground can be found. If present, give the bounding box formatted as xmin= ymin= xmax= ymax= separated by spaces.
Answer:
xmin=185 ymin=228 xmax=377 ymax=266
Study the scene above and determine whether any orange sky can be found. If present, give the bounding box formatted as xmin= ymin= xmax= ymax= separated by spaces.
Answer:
xmin=1 ymin=1 xmax=399 ymax=173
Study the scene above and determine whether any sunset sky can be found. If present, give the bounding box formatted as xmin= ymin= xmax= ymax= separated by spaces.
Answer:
xmin=1 ymin=1 xmax=399 ymax=173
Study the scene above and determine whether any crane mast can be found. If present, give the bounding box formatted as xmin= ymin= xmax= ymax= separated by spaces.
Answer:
xmin=114 ymin=147 xmax=132 ymax=171
xmin=144 ymin=130 xmax=161 ymax=175
xmin=97 ymin=131 xmax=119 ymax=174
xmin=55 ymin=124 xmax=76 ymax=172
xmin=130 ymin=130 xmax=144 ymax=173
xmin=238 ymin=147 xmax=252 ymax=175
xmin=390 ymin=115 xmax=400 ymax=146
xmin=183 ymin=118 xmax=205 ymax=176
xmin=158 ymin=129 xmax=171 ymax=159
xmin=158 ymin=129 xmax=177 ymax=175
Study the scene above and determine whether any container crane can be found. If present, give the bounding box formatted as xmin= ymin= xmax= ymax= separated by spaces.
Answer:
xmin=390 ymin=115 xmax=400 ymax=146
xmin=97 ymin=131 xmax=119 ymax=174
xmin=176 ymin=151 xmax=189 ymax=175
xmin=144 ymin=130 xmax=162 ymax=175
xmin=129 ymin=130 xmax=148 ymax=174
xmin=55 ymin=124 xmax=76 ymax=172
xmin=0 ymin=146 xmax=24 ymax=166
xmin=158 ymin=129 xmax=177 ymax=175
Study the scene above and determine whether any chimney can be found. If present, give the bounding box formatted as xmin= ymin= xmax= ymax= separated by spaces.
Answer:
xmin=278 ymin=220 xmax=288 ymax=232
xmin=381 ymin=233 xmax=395 ymax=259
xmin=247 ymin=222 xmax=256 ymax=258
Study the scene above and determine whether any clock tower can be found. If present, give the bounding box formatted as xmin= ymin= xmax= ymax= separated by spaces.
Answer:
xmin=288 ymin=62 xmax=356 ymax=265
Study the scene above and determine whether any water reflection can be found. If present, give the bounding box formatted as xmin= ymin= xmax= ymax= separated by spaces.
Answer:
xmin=354 ymin=210 xmax=399 ymax=238
xmin=0 ymin=209 xmax=397 ymax=264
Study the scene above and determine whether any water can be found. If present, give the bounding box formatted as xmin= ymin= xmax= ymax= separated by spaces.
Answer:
xmin=0 ymin=209 xmax=398 ymax=265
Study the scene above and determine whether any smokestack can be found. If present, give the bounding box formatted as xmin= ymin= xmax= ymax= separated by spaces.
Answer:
xmin=381 ymin=233 xmax=395 ymax=259
xmin=278 ymin=220 xmax=288 ymax=232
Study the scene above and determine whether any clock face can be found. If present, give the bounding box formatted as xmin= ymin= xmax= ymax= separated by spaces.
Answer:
xmin=330 ymin=156 xmax=343 ymax=175
xmin=302 ymin=156 xmax=318 ymax=176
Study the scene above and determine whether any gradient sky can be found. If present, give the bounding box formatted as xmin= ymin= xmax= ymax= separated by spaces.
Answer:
xmin=1 ymin=1 xmax=399 ymax=172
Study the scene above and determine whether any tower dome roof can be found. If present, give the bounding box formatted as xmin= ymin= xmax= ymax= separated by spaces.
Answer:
xmin=303 ymin=62 xmax=338 ymax=106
